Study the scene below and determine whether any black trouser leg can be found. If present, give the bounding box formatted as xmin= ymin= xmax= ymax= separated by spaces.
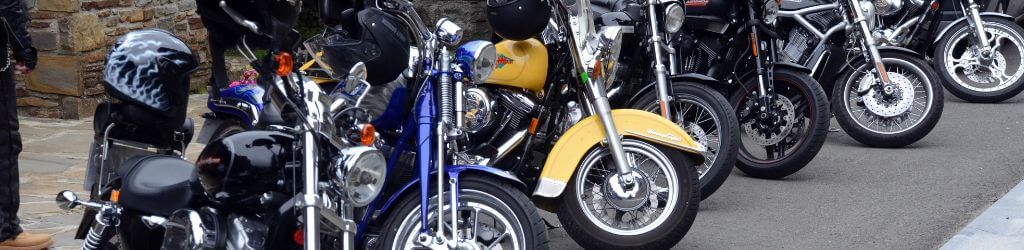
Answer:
xmin=0 ymin=67 xmax=22 ymax=242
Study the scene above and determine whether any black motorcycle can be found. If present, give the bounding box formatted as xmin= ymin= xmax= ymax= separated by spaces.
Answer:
xmin=775 ymin=0 xmax=944 ymax=147
xmin=672 ymin=0 xmax=831 ymax=179
xmin=862 ymin=0 xmax=1024 ymax=103
xmin=590 ymin=0 xmax=740 ymax=199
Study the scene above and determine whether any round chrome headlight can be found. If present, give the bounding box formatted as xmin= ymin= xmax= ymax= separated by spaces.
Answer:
xmin=663 ymin=3 xmax=685 ymax=33
xmin=763 ymin=0 xmax=780 ymax=26
xmin=873 ymin=0 xmax=903 ymax=16
xmin=455 ymin=40 xmax=497 ymax=83
xmin=331 ymin=146 xmax=387 ymax=207
xmin=462 ymin=88 xmax=494 ymax=133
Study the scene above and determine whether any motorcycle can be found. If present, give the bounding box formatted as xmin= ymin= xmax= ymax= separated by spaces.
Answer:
xmin=58 ymin=1 xmax=542 ymax=249
xmin=590 ymin=0 xmax=741 ymax=200
xmin=775 ymin=0 xmax=944 ymax=147
xmin=464 ymin=0 xmax=705 ymax=248
xmin=673 ymin=0 xmax=831 ymax=178
xmin=862 ymin=0 xmax=1024 ymax=103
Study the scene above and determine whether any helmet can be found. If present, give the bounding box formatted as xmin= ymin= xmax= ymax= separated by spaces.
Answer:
xmin=487 ymin=0 xmax=552 ymax=41
xmin=317 ymin=8 xmax=410 ymax=85
xmin=103 ymin=29 xmax=198 ymax=130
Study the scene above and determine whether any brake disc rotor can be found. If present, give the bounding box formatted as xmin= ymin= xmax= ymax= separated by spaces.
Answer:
xmin=743 ymin=95 xmax=795 ymax=146
xmin=860 ymin=72 xmax=915 ymax=117
xmin=965 ymin=50 xmax=1008 ymax=83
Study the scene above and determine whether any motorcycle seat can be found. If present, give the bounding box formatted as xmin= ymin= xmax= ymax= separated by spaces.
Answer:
xmin=117 ymin=155 xmax=203 ymax=216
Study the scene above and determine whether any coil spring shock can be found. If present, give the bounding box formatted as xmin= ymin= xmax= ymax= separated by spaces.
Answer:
xmin=439 ymin=47 xmax=454 ymax=126
xmin=81 ymin=206 xmax=121 ymax=250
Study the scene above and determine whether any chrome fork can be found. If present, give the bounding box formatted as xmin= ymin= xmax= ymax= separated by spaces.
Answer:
xmin=964 ymin=0 xmax=994 ymax=60
xmin=847 ymin=0 xmax=892 ymax=87
xmin=647 ymin=0 xmax=673 ymax=120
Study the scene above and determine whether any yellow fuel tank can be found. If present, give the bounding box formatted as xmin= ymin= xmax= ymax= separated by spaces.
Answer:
xmin=484 ymin=39 xmax=548 ymax=92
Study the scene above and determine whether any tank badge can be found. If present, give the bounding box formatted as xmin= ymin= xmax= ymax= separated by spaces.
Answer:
xmin=496 ymin=54 xmax=514 ymax=69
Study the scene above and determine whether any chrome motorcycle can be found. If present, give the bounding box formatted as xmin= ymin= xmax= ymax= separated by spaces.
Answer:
xmin=592 ymin=0 xmax=741 ymax=200
xmin=776 ymin=0 xmax=944 ymax=147
xmin=862 ymin=0 xmax=1024 ymax=103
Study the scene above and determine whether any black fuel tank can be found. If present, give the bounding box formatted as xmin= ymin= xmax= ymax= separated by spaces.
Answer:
xmin=196 ymin=131 xmax=295 ymax=204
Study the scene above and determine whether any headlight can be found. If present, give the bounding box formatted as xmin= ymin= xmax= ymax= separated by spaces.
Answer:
xmin=873 ymin=0 xmax=903 ymax=16
xmin=455 ymin=40 xmax=498 ymax=83
xmin=331 ymin=146 xmax=387 ymax=207
xmin=763 ymin=0 xmax=780 ymax=26
xmin=663 ymin=3 xmax=685 ymax=33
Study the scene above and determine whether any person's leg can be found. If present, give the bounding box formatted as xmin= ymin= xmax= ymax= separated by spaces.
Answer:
xmin=0 ymin=67 xmax=21 ymax=242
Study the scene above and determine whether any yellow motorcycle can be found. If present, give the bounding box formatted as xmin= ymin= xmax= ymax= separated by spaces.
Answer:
xmin=438 ymin=0 xmax=707 ymax=248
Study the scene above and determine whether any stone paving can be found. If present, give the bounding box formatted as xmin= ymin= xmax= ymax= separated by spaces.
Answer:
xmin=14 ymin=95 xmax=209 ymax=249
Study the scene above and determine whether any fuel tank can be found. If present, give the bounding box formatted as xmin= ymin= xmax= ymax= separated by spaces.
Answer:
xmin=485 ymin=39 xmax=549 ymax=93
xmin=196 ymin=131 xmax=295 ymax=205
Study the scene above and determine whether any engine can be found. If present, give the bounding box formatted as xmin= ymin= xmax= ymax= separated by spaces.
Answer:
xmin=458 ymin=87 xmax=537 ymax=166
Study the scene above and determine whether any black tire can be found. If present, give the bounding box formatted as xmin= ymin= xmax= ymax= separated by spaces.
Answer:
xmin=630 ymin=82 xmax=739 ymax=200
xmin=379 ymin=175 xmax=548 ymax=250
xmin=729 ymin=68 xmax=829 ymax=179
xmin=934 ymin=17 xmax=1024 ymax=103
xmin=833 ymin=51 xmax=944 ymax=148
xmin=557 ymin=139 xmax=699 ymax=249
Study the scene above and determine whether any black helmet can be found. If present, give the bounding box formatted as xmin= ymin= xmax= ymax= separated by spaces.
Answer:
xmin=103 ymin=29 xmax=198 ymax=129
xmin=487 ymin=0 xmax=552 ymax=41
xmin=317 ymin=7 xmax=410 ymax=85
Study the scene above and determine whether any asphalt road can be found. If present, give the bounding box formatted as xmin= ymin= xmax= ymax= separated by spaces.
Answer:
xmin=546 ymin=92 xmax=1024 ymax=249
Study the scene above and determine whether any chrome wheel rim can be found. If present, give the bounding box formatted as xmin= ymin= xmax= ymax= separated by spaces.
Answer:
xmin=943 ymin=22 xmax=1024 ymax=92
xmin=391 ymin=190 xmax=523 ymax=250
xmin=644 ymin=99 xmax=720 ymax=178
xmin=574 ymin=140 xmax=678 ymax=236
xmin=844 ymin=58 xmax=933 ymax=135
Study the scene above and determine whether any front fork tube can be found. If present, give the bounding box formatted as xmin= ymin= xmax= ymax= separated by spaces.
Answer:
xmin=749 ymin=27 xmax=775 ymax=107
xmin=647 ymin=2 xmax=673 ymax=120
xmin=301 ymin=131 xmax=320 ymax=250
xmin=847 ymin=0 xmax=892 ymax=86
xmin=586 ymin=77 xmax=636 ymax=182
xmin=963 ymin=0 xmax=994 ymax=61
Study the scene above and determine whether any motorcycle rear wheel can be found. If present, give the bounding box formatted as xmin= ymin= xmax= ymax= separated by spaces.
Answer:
xmin=935 ymin=17 xmax=1024 ymax=103
xmin=729 ymin=68 xmax=830 ymax=179
xmin=632 ymin=82 xmax=739 ymax=200
xmin=557 ymin=139 xmax=699 ymax=249
xmin=834 ymin=51 xmax=943 ymax=148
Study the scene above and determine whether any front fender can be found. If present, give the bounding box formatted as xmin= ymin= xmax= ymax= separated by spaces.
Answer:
xmin=933 ymin=13 xmax=1014 ymax=48
xmin=533 ymin=109 xmax=705 ymax=198
xmin=624 ymin=73 xmax=722 ymax=107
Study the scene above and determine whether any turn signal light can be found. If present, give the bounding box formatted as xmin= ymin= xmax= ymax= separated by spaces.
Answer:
xmin=360 ymin=124 xmax=376 ymax=146
xmin=275 ymin=52 xmax=293 ymax=76
xmin=110 ymin=189 xmax=121 ymax=203
xmin=293 ymin=229 xmax=304 ymax=245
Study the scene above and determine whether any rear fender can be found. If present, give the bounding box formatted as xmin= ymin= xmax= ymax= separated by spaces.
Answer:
xmin=533 ymin=109 xmax=705 ymax=198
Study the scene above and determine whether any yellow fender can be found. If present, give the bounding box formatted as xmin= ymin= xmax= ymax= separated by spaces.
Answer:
xmin=533 ymin=109 xmax=706 ymax=198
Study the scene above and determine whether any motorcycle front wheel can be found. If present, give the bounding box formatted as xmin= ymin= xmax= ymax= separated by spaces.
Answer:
xmin=834 ymin=51 xmax=943 ymax=147
xmin=379 ymin=175 xmax=548 ymax=250
xmin=730 ymin=68 xmax=830 ymax=179
xmin=935 ymin=17 xmax=1024 ymax=103
xmin=557 ymin=139 xmax=699 ymax=249
xmin=632 ymin=82 xmax=739 ymax=200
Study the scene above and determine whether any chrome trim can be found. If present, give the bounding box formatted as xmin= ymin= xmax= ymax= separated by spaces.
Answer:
xmin=532 ymin=177 xmax=568 ymax=198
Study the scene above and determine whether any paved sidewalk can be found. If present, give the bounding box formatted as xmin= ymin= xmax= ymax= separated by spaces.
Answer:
xmin=942 ymin=180 xmax=1024 ymax=249
xmin=15 ymin=95 xmax=208 ymax=249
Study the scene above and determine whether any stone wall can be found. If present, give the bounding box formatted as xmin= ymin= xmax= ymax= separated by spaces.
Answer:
xmin=21 ymin=0 xmax=210 ymax=119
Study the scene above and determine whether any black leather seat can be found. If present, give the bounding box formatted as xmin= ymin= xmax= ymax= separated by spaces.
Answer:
xmin=117 ymin=155 xmax=203 ymax=216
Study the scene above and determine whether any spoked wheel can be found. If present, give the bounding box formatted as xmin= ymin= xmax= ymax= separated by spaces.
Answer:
xmin=935 ymin=17 xmax=1024 ymax=103
xmin=730 ymin=68 xmax=830 ymax=179
xmin=634 ymin=82 xmax=739 ymax=200
xmin=834 ymin=51 xmax=943 ymax=147
xmin=557 ymin=139 xmax=699 ymax=249
xmin=379 ymin=176 xmax=548 ymax=250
